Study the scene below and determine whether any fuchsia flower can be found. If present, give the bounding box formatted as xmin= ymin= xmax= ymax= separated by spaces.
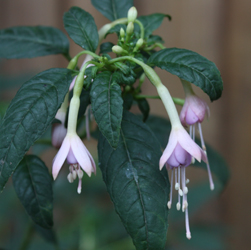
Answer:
xmin=52 ymin=133 xmax=96 ymax=193
xmin=160 ymin=126 xmax=207 ymax=239
xmin=51 ymin=110 xmax=67 ymax=149
xmin=180 ymin=95 xmax=210 ymax=126
xmin=179 ymin=93 xmax=214 ymax=191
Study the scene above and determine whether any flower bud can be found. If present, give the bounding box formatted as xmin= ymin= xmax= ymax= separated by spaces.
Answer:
xmin=126 ymin=22 xmax=134 ymax=36
xmin=133 ymin=38 xmax=144 ymax=52
xmin=127 ymin=7 xmax=138 ymax=23
xmin=112 ymin=45 xmax=125 ymax=55
xmin=120 ymin=28 xmax=125 ymax=38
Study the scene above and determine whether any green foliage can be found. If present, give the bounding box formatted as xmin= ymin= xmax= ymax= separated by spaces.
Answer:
xmin=148 ymin=48 xmax=223 ymax=101
xmin=91 ymin=0 xmax=133 ymax=21
xmin=98 ymin=111 xmax=170 ymax=250
xmin=0 ymin=26 xmax=69 ymax=59
xmin=100 ymin=42 xmax=115 ymax=54
xmin=137 ymin=98 xmax=150 ymax=122
xmin=136 ymin=13 xmax=171 ymax=37
xmin=105 ymin=24 xmax=127 ymax=38
xmin=63 ymin=7 xmax=99 ymax=52
xmin=0 ymin=68 xmax=73 ymax=192
xmin=12 ymin=155 xmax=53 ymax=229
xmin=90 ymin=71 xmax=123 ymax=149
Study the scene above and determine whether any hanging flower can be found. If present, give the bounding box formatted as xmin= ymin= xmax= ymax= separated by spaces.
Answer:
xmin=52 ymin=132 xmax=96 ymax=194
xmin=160 ymin=125 xmax=207 ymax=239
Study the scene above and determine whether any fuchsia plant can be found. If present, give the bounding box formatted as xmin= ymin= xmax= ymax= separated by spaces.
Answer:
xmin=0 ymin=1 xmax=229 ymax=249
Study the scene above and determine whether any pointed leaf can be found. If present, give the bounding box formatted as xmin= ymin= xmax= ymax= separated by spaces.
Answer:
xmin=137 ymin=98 xmax=150 ymax=122
xmin=0 ymin=26 xmax=69 ymax=59
xmin=98 ymin=111 xmax=170 ymax=250
xmin=12 ymin=155 xmax=53 ymax=229
xmin=100 ymin=42 xmax=115 ymax=54
xmin=136 ymin=14 xmax=171 ymax=37
xmin=63 ymin=7 xmax=99 ymax=52
xmin=148 ymin=48 xmax=223 ymax=101
xmin=90 ymin=71 xmax=123 ymax=148
xmin=91 ymin=0 xmax=133 ymax=21
xmin=0 ymin=68 xmax=73 ymax=192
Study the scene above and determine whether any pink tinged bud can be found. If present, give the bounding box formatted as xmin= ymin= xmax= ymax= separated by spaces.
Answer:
xmin=52 ymin=110 xmax=67 ymax=149
xmin=52 ymin=133 xmax=96 ymax=180
xmin=180 ymin=95 xmax=210 ymax=126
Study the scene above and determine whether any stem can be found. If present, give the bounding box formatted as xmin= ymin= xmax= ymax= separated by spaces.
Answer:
xmin=107 ymin=56 xmax=182 ymax=126
xmin=19 ymin=223 xmax=34 ymax=250
xmin=134 ymin=19 xmax=145 ymax=39
xmin=155 ymin=43 xmax=165 ymax=49
xmin=181 ymin=79 xmax=195 ymax=96
xmin=134 ymin=95 xmax=160 ymax=99
xmin=172 ymin=97 xmax=185 ymax=106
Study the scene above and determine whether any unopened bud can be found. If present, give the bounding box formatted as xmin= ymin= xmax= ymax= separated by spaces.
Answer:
xmin=126 ymin=22 xmax=134 ymax=36
xmin=112 ymin=45 xmax=125 ymax=55
xmin=127 ymin=7 xmax=138 ymax=23
xmin=133 ymin=38 xmax=144 ymax=52
xmin=67 ymin=56 xmax=78 ymax=70
xmin=120 ymin=28 xmax=125 ymax=38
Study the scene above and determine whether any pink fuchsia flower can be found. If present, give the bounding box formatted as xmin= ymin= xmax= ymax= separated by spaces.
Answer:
xmin=180 ymin=93 xmax=214 ymax=191
xmin=51 ymin=109 xmax=67 ymax=149
xmin=180 ymin=94 xmax=210 ymax=127
xmin=159 ymin=126 xmax=207 ymax=240
xmin=52 ymin=133 xmax=96 ymax=193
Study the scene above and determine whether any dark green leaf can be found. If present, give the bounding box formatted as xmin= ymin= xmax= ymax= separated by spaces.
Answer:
xmin=136 ymin=14 xmax=171 ymax=37
xmin=148 ymin=48 xmax=223 ymax=101
xmin=98 ymin=111 xmax=170 ymax=250
xmin=91 ymin=0 xmax=133 ymax=21
xmin=90 ymin=71 xmax=123 ymax=148
xmin=0 ymin=26 xmax=69 ymax=59
xmin=105 ymin=24 xmax=127 ymax=38
xmin=35 ymin=225 xmax=57 ymax=244
xmin=63 ymin=7 xmax=99 ymax=52
xmin=12 ymin=155 xmax=53 ymax=229
xmin=137 ymin=98 xmax=150 ymax=122
xmin=145 ymin=115 xmax=230 ymax=189
xmin=122 ymin=92 xmax=134 ymax=110
xmin=100 ymin=42 xmax=115 ymax=54
xmin=147 ymin=35 xmax=164 ymax=45
xmin=0 ymin=68 xmax=73 ymax=192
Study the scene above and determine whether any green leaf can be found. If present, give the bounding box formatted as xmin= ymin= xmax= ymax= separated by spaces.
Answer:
xmin=91 ymin=0 xmax=133 ymax=21
xmin=100 ymin=42 xmax=115 ymax=54
xmin=122 ymin=92 xmax=134 ymax=110
xmin=98 ymin=111 xmax=170 ymax=250
xmin=0 ymin=68 xmax=73 ymax=192
xmin=145 ymin=115 xmax=230 ymax=189
xmin=35 ymin=225 xmax=57 ymax=244
xmin=148 ymin=48 xmax=223 ymax=101
xmin=137 ymin=98 xmax=150 ymax=122
xmin=147 ymin=35 xmax=164 ymax=45
xmin=136 ymin=14 xmax=171 ymax=37
xmin=90 ymin=71 xmax=123 ymax=149
xmin=12 ymin=155 xmax=53 ymax=229
xmin=105 ymin=24 xmax=127 ymax=38
xmin=0 ymin=26 xmax=69 ymax=59
xmin=63 ymin=7 xmax=99 ymax=52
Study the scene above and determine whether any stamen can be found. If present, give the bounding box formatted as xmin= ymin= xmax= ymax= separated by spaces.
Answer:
xmin=198 ymin=123 xmax=214 ymax=190
xmin=67 ymin=173 xmax=74 ymax=183
xmin=167 ymin=169 xmax=174 ymax=209
xmin=185 ymin=208 xmax=191 ymax=240
xmin=181 ymin=167 xmax=188 ymax=212
xmin=175 ymin=168 xmax=179 ymax=190
xmin=179 ymin=189 xmax=183 ymax=196
xmin=176 ymin=202 xmax=181 ymax=211
xmin=186 ymin=179 xmax=190 ymax=184
xmin=77 ymin=178 xmax=82 ymax=194
xmin=72 ymin=170 xmax=77 ymax=180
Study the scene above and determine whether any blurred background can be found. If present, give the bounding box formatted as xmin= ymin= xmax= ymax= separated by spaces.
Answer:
xmin=0 ymin=0 xmax=250 ymax=249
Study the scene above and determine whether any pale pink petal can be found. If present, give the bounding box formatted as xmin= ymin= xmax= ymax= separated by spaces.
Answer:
xmin=186 ymin=108 xmax=199 ymax=125
xmin=176 ymin=128 xmax=203 ymax=162
xmin=67 ymin=147 xmax=78 ymax=164
xmin=159 ymin=131 xmax=178 ymax=170
xmin=52 ymin=136 xmax=71 ymax=180
xmin=71 ymin=135 xmax=93 ymax=177
xmin=167 ymin=150 xmax=180 ymax=167
xmin=86 ymin=150 xmax=96 ymax=174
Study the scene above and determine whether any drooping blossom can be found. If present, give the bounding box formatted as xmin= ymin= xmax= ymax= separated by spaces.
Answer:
xmin=52 ymin=132 xmax=96 ymax=194
xmin=160 ymin=125 xmax=207 ymax=239
xmin=180 ymin=92 xmax=214 ymax=191
xmin=51 ymin=109 xmax=67 ymax=149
